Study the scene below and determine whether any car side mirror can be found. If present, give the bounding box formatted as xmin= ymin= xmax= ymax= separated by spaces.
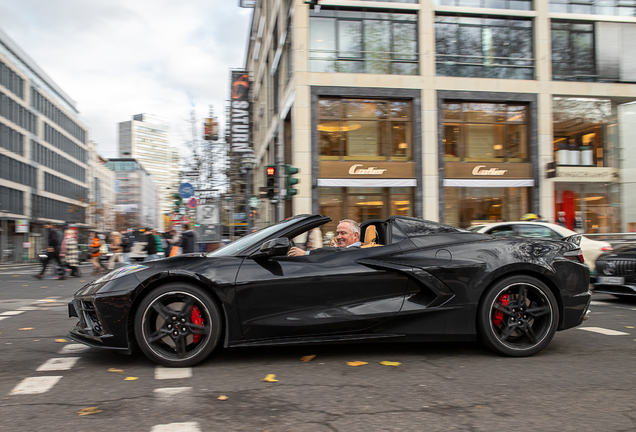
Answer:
xmin=259 ymin=237 xmax=290 ymax=257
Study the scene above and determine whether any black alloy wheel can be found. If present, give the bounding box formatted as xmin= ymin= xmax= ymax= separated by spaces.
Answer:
xmin=134 ymin=282 xmax=222 ymax=367
xmin=477 ymin=275 xmax=559 ymax=357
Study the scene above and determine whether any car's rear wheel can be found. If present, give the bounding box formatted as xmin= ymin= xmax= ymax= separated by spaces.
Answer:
xmin=134 ymin=282 xmax=221 ymax=367
xmin=477 ymin=275 xmax=559 ymax=357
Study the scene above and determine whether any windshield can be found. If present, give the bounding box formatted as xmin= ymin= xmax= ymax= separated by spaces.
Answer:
xmin=467 ymin=225 xmax=485 ymax=232
xmin=207 ymin=216 xmax=307 ymax=257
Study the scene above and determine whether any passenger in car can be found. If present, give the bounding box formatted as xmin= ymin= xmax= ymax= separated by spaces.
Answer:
xmin=287 ymin=219 xmax=361 ymax=256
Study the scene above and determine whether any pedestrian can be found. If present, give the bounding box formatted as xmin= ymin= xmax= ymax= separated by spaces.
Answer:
xmin=168 ymin=229 xmax=181 ymax=257
xmin=89 ymin=231 xmax=103 ymax=275
xmin=162 ymin=227 xmax=173 ymax=257
xmin=120 ymin=228 xmax=134 ymax=265
xmin=35 ymin=223 xmax=65 ymax=279
xmin=61 ymin=229 xmax=80 ymax=277
xmin=180 ymin=224 xmax=197 ymax=254
xmin=556 ymin=211 xmax=567 ymax=227
xmin=143 ymin=228 xmax=160 ymax=262
xmin=108 ymin=231 xmax=123 ymax=270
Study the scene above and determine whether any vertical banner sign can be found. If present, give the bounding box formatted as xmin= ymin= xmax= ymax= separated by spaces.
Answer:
xmin=230 ymin=70 xmax=251 ymax=153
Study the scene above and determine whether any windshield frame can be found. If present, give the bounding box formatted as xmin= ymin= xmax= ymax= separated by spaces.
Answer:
xmin=207 ymin=216 xmax=314 ymax=257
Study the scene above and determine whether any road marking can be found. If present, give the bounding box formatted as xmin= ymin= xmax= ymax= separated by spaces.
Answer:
xmin=150 ymin=422 xmax=201 ymax=432
xmin=154 ymin=387 xmax=192 ymax=397
xmin=17 ymin=306 xmax=40 ymax=311
xmin=590 ymin=301 xmax=636 ymax=311
xmin=0 ymin=317 xmax=8 ymax=321
xmin=0 ymin=311 xmax=25 ymax=316
xmin=154 ymin=366 xmax=192 ymax=380
xmin=10 ymin=376 xmax=62 ymax=395
xmin=58 ymin=344 xmax=90 ymax=354
xmin=36 ymin=357 xmax=80 ymax=371
xmin=579 ymin=327 xmax=630 ymax=336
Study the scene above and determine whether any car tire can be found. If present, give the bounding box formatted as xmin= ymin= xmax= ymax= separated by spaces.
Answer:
xmin=477 ymin=275 xmax=559 ymax=357
xmin=134 ymin=282 xmax=222 ymax=367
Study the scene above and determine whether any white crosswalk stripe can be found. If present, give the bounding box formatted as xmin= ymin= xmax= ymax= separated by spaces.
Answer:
xmin=154 ymin=366 xmax=192 ymax=380
xmin=58 ymin=344 xmax=91 ymax=354
xmin=0 ymin=311 xmax=25 ymax=316
xmin=10 ymin=376 xmax=62 ymax=395
xmin=150 ymin=422 xmax=201 ymax=432
xmin=154 ymin=387 xmax=192 ymax=397
xmin=36 ymin=357 xmax=81 ymax=371
xmin=578 ymin=327 xmax=630 ymax=336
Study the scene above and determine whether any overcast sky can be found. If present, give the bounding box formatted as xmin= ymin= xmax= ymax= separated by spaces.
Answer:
xmin=0 ymin=0 xmax=252 ymax=160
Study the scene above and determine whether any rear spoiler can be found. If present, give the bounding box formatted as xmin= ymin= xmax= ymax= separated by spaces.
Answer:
xmin=561 ymin=234 xmax=583 ymax=247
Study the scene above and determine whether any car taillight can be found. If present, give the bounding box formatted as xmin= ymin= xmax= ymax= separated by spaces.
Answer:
xmin=578 ymin=250 xmax=584 ymax=263
xmin=601 ymin=246 xmax=613 ymax=252
xmin=564 ymin=249 xmax=584 ymax=264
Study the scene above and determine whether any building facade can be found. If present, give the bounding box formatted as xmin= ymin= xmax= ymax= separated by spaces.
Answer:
xmin=87 ymin=141 xmax=116 ymax=234
xmin=106 ymin=158 xmax=159 ymax=229
xmin=118 ymin=114 xmax=180 ymax=225
xmin=242 ymin=0 xmax=636 ymax=235
xmin=0 ymin=27 xmax=90 ymax=262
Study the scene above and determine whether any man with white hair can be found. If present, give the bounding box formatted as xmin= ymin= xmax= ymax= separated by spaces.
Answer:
xmin=287 ymin=219 xmax=361 ymax=257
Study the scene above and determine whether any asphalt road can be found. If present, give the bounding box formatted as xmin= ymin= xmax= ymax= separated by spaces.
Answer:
xmin=0 ymin=264 xmax=635 ymax=432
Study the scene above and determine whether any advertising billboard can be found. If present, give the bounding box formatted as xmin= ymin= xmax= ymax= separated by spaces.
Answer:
xmin=230 ymin=70 xmax=251 ymax=153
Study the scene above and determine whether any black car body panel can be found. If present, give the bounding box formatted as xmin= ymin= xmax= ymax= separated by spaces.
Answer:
xmin=68 ymin=215 xmax=592 ymax=358
xmin=594 ymin=245 xmax=636 ymax=296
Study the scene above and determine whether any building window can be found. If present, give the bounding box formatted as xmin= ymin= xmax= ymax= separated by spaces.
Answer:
xmin=433 ymin=0 xmax=532 ymax=9
xmin=445 ymin=187 xmax=530 ymax=228
xmin=443 ymin=102 xmax=529 ymax=162
xmin=551 ymin=21 xmax=595 ymax=82
xmin=435 ymin=16 xmax=534 ymax=80
xmin=318 ymin=97 xmax=412 ymax=161
xmin=550 ymin=0 xmax=636 ymax=16
xmin=309 ymin=8 xmax=418 ymax=75
xmin=0 ymin=60 xmax=24 ymax=99
xmin=0 ymin=185 xmax=24 ymax=215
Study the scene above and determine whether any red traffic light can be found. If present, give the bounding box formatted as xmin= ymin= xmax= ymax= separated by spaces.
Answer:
xmin=267 ymin=166 xmax=276 ymax=176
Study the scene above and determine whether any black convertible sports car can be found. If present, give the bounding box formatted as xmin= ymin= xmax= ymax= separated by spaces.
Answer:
xmin=68 ymin=214 xmax=592 ymax=367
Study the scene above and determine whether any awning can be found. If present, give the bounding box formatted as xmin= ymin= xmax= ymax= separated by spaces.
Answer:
xmin=443 ymin=179 xmax=535 ymax=187
xmin=317 ymin=179 xmax=417 ymax=187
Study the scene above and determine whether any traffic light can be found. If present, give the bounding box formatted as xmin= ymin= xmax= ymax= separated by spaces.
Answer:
xmin=283 ymin=165 xmax=299 ymax=200
xmin=265 ymin=165 xmax=277 ymax=199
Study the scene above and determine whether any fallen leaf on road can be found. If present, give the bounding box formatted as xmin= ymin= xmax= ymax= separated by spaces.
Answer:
xmin=108 ymin=368 xmax=125 ymax=373
xmin=19 ymin=328 xmax=34 ymax=331
xmin=261 ymin=374 xmax=279 ymax=382
xmin=626 ymin=326 xmax=635 ymax=329
xmin=22 ymin=285 xmax=28 ymax=287
xmin=347 ymin=361 xmax=368 ymax=367
xmin=55 ymin=339 xmax=67 ymax=343
xmin=300 ymin=355 xmax=316 ymax=362
xmin=217 ymin=395 xmax=228 ymax=401
xmin=77 ymin=407 xmax=103 ymax=416
xmin=379 ymin=361 xmax=401 ymax=367
xmin=11 ymin=275 xmax=18 ymax=277
xmin=124 ymin=377 xmax=139 ymax=381
xmin=33 ymin=340 xmax=40 ymax=342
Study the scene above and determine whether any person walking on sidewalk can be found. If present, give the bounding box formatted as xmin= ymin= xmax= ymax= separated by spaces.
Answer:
xmin=61 ymin=229 xmax=80 ymax=277
xmin=180 ymin=224 xmax=197 ymax=254
xmin=120 ymin=228 xmax=134 ymax=265
xmin=108 ymin=231 xmax=123 ymax=270
xmin=89 ymin=232 xmax=103 ymax=275
xmin=36 ymin=223 xmax=64 ymax=280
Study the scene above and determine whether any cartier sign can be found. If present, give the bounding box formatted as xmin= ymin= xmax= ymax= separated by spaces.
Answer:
xmin=320 ymin=161 xmax=415 ymax=179
xmin=445 ymin=162 xmax=532 ymax=179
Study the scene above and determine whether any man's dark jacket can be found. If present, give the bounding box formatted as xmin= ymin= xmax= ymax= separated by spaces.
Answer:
xmin=121 ymin=232 xmax=134 ymax=253
xmin=48 ymin=229 xmax=60 ymax=252
xmin=143 ymin=233 xmax=157 ymax=255
xmin=180 ymin=230 xmax=196 ymax=254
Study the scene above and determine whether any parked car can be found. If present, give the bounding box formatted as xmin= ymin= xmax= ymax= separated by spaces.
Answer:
xmin=68 ymin=214 xmax=591 ymax=367
xmin=593 ymin=245 xmax=636 ymax=298
xmin=468 ymin=221 xmax=612 ymax=273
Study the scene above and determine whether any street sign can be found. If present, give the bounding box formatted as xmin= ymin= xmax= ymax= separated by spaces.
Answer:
xmin=178 ymin=182 xmax=194 ymax=199
xmin=196 ymin=204 xmax=219 ymax=224
xmin=16 ymin=220 xmax=29 ymax=233
xmin=187 ymin=197 xmax=199 ymax=209
xmin=248 ymin=196 xmax=260 ymax=208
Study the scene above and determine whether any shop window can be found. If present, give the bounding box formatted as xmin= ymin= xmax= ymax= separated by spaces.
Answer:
xmin=318 ymin=97 xmax=412 ymax=161
xmin=445 ymin=187 xmax=530 ymax=228
xmin=435 ymin=16 xmax=534 ymax=80
xmin=442 ymin=102 xmax=529 ymax=162
xmin=552 ymin=98 xmax=613 ymax=167
xmin=309 ymin=8 xmax=419 ymax=75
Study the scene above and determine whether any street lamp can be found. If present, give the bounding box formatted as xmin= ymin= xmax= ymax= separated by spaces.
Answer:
xmin=240 ymin=149 xmax=257 ymax=234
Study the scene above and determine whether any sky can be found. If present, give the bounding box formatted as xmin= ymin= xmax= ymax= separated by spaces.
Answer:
xmin=0 ymin=0 xmax=253 ymax=160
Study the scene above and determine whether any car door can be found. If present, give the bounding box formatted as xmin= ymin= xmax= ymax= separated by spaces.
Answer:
xmin=234 ymin=243 xmax=412 ymax=340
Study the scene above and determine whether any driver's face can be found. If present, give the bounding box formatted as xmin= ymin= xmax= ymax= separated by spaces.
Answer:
xmin=335 ymin=222 xmax=358 ymax=247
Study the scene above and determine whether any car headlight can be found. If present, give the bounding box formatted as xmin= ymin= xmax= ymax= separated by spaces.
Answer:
xmin=94 ymin=265 xmax=150 ymax=284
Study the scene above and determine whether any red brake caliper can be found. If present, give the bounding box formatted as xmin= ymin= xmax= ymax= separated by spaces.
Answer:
xmin=492 ymin=293 xmax=509 ymax=327
xmin=191 ymin=306 xmax=204 ymax=343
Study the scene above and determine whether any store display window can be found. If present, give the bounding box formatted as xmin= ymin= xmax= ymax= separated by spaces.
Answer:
xmin=444 ymin=187 xmax=531 ymax=228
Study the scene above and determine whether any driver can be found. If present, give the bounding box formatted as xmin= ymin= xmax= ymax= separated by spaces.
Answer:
xmin=287 ymin=219 xmax=361 ymax=256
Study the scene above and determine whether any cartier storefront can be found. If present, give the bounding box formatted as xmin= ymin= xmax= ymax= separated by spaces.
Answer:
xmin=439 ymin=91 xmax=538 ymax=228
xmin=312 ymin=88 xmax=422 ymax=235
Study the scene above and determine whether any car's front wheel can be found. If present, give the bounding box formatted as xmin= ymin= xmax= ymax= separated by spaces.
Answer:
xmin=134 ymin=282 xmax=222 ymax=367
xmin=477 ymin=275 xmax=559 ymax=357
